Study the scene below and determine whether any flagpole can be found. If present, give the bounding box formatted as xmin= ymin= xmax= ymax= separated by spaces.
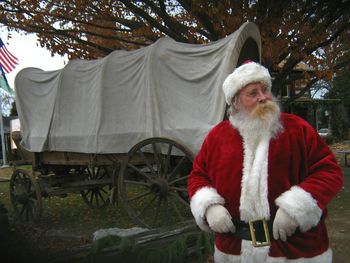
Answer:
xmin=0 ymin=92 xmax=7 ymax=166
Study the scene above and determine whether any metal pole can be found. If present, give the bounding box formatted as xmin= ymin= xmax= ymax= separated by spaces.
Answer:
xmin=0 ymin=93 xmax=7 ymax=166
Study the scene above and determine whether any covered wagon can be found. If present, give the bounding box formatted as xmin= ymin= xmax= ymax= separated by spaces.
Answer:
xmin=11 ymin=22 xmax=262 ymax=228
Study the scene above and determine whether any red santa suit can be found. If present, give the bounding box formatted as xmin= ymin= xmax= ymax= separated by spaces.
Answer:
xmin=188 ymin=113 xmax=343 ymax=262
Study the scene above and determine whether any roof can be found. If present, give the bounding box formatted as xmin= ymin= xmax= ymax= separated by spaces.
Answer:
xmin=278 ymin=60 xmax=315 ymax=72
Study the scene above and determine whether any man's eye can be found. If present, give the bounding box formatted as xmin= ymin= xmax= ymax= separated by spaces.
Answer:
xmin=249 ymin=91 xmax=258 ymax=97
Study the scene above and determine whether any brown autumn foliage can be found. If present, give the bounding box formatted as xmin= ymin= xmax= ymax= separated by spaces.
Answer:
xmin=0 ymin=0 xmax=349 ymax=99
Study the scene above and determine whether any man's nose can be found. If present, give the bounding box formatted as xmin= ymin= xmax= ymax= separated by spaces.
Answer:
xmin=257 ymin=90 xmax=268 ymax=102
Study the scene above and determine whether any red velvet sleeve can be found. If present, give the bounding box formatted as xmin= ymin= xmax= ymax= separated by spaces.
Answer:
xmin=298 ymin=119 xmax=343 ymax=210
xmin=187 ymin=135 xmax=214 ymax=199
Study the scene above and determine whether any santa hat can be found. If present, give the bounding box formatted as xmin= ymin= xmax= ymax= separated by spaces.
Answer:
xmin=222 ymin=61 xmax=272 ymax=105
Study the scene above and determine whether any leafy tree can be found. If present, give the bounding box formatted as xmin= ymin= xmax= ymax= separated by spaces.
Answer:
xmin=9 ymin=101 xmax=17 ymax=116
xmin=325 ymin=70 xmax=350 ymax=139
xmin=0 ymin=0 xmax=349 ymax=99
xmin=328 ymin=71 xmax=350 ymax=107
xmin=0 ymin=89 xmax=14 ymax=116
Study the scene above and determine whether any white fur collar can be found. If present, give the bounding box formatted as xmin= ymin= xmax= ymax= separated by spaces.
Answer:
xmin=239 ymin=131 xmax=271 ymax=221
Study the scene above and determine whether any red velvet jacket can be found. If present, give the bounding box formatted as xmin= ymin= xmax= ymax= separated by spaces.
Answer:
xmin=188 ymin=113 xmax=343 ymax=262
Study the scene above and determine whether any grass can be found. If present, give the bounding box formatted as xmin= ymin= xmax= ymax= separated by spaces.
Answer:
xmin=0 ymin=164 xmax=194 ymax=261
xmin=0 ymin=165 xmax=138 ymax=262
xmin=0 ymin=167 xmax=137 ymax=230
xmin=326 ymin=166 xmax=350 ymax=263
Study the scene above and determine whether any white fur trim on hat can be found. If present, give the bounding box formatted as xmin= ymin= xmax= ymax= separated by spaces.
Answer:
xmin=222 ymin=62 xmax=272 ymax=105
xmin=190 ymin=186 xmax=225 ymax=232
xmin=275 ymin=186 xmax=322 ymax=232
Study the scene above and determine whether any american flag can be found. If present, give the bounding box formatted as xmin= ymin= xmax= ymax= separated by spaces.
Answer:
xmin=0 ymin=37 xmax=18 ymax=74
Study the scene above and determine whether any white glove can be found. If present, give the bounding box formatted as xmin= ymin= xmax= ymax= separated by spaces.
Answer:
xmin=205 ymin=204 xmax=236 ymax=233
xmin=273 ymin=208 xmax=298 ymax=242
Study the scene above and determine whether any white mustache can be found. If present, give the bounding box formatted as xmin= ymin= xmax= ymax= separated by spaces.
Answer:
xmin=251 ymin=100 xmax=279 ymax=120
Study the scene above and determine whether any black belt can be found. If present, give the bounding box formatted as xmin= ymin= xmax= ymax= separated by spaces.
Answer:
xmin=231 ymin=218 xmax=272 ymax=247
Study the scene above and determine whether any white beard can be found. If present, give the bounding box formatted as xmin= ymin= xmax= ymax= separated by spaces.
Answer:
xmin=229 ymin=100 xmax=283 ymax=144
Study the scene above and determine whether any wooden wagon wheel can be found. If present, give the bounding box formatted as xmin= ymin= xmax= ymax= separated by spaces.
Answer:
xmin=118 ymin=137 xmax=194 ymax=228
xmin=80 ymin=165 xmax=111 ymax=208
xmin=9 ymin=169 xmax=42 ymax=222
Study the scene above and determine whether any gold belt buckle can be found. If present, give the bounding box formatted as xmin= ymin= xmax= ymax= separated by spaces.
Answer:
xmin=248 ymin=219 xmax=271 ymax=247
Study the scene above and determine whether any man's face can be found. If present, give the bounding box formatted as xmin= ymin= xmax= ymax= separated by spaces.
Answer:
xmin=234 ymin=82 xmax=273 ymax=115
xmin=229 ymin=82 xmax=282 ymax=137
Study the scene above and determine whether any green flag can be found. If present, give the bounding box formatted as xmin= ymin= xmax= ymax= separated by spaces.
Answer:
xmin=0 ymin=65 xmax=14 ymax=95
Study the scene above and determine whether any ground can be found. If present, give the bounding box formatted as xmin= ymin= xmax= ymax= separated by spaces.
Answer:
xmin=326 ymin=161 xmax=350 ymax=263
xmin=0 ymin=142 xmax=349 ymax=262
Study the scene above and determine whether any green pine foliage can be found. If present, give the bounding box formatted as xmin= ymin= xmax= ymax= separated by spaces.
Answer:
xmin=87 ymin=231 xmax=214 ymax=263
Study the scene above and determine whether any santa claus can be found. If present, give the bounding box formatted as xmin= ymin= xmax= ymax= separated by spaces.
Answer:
xmin=187 ymin=61 xmax=343 ymax=262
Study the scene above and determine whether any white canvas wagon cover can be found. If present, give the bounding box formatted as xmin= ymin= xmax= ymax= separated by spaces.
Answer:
xmin=15 ymin=22 xmax=261 ymax=154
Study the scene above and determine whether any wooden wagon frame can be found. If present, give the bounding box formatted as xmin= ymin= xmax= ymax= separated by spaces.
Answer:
xmin=11 ymin=134 xmax=194 ymax=228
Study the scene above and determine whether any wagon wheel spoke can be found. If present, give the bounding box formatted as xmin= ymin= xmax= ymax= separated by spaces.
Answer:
xmin=136 ymin=195 xmax=157 ymax=218
xmin=119 ymin=137 xmax=194 ymax=228
xmin=25 ymin=180 xmax=31 ymax=192
xmin=169 ymin=191 xmax=190 ymax=208
xmin=137 ymin=150 xmax=157 ymax=176
xmin=19 ymin=204 xmax=26 ymax=217
xmin=169 ymin=197 xmax=184 ymax=221
xmin=98 ymin=187 xmax=109 ymax=195
xmin=127 ymin=163 xmax=154 ymax=182
xmin=96 ymin=166 xmax=101 ymax=178
xmin=153 ymin=197 xmax=162 ymax=224
xmin=92 ymin=191 xmax=98 ymax=206
xmin=151 ymin=142 xmax=162 ymax=176
xmin=124 ymin=179 xmax=150 ymax=187
xmin=168 ymin=175 xmax=188 ymax=185
xmin=167 ymin=156 xmax=187 ymax=180
xmin=157 ymin=144 xmax=172 ymax=179
xmin=127 ymin=190 xmax=152 ymax=202
xmin=169 ymin=186 xmax=188 ymax=192
xmin=96 ymin=189 xmax=108 ymax=203
xmin=26 ymin=203 xmax=35 ymax=221
xmin=91 ymin=191 xmax=98 ymax=206
xmin=87 ymin=190 xmax=94 ymax=204
xmin=87 ymin=167 xmax=93 ymax=178
xmin=29 ymin=205 xmax=35 ymax=221
xmin=80 ymin=165 xmax=111 ymax=209
xmin=163 ymin=144 xmax=173 ymax=178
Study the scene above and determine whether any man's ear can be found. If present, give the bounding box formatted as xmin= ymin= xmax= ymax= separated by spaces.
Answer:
xmin=231 ymin=96 xmax=240 ymax=112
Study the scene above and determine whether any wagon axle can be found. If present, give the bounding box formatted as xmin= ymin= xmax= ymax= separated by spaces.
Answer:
xmin=16 ymin=193 xmax=30 ymax=205
xmin=150 ymin=178 xmax=169 ymax=197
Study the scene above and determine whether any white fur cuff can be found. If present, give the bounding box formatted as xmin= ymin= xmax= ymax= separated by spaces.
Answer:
xmin=190 ymin=186 xmax=225 ymax=232
xmin=215 ymin=245 xmax=332 ymax=263
xmin=275 ymin=186 xmax=322 ymax=232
